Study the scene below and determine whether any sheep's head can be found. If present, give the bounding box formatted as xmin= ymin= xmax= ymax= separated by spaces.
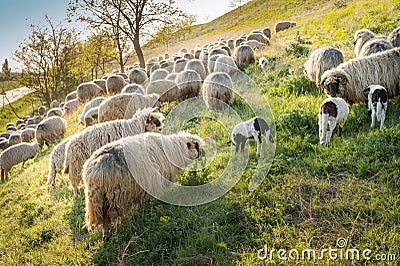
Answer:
xmin=178 ymin=133 xmax=205 ymax=160
xmin=145 ymin=113 xmax=165 ymax=132
xmin=321 ymin=71 xmax=348 ymax=97
xmin=353 ymin=29 xmax=375 ymax=46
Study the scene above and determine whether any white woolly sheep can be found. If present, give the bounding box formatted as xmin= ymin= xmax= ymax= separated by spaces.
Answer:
xmin=175 ymin=70 xmax=202 ymax=101
xmin=353 ymin=29 xmax=376 ymax=57
xmin=246 ymin=32 xmax=269 ymax=45
xmin=46 ymin=137 xmax=70 ymax=186
xmin=150 ymin=69 xmax=170 ymax=82
xmin=220 ymin=46 xmax=232 ymax=57
xmin=128 ymin=69 xmax=148 ymax=84
xmin=146 ymin=80 xmax=180 ymax=104
xmin=63 ymin=98 xmax=80 ymax=115
xmin=207 ymin=55 xmax=222 ymax=74
xmin=50 ymin=100 xmax=59 ymax=108
xmin=231 ymin=117 xmax=274 ymax=156
xmin=8 ymin=134 xmax=22 ymax=146
xmin=38 ymin=106 xmax=46 ymax=116
xmin=318 ymin=97 xmax=349 ymax=146
xmin=166 ymin=73 xmax=178 ymax=82
xmin=160 ymin=61 xmax=174 ymax=73
xmin=320 ymin=48 xmax=400 ymax=104
xmin=21 ymin=128 xmax=35 ymax=143
xmin=359 ymin=38 xmax=393 ymax=57
xmin=262 ymin=27 xmax=272 ymax=39
xmin=77 ymin=82 xmax=104 ymax=102
xmin=0 ymin=140 xmax=9 ymax=151
xmin=47 ymin=108 xmax=64 ymax=118
xmin=259 ymin=57 xmax=269 ymax=72
xmin=203 ymin=72 xmax=234 ymax=110
xmin=26 ymin=116 xmax=43 ymax=125
xmin=234 ymin=45 xmax=256 ymax=66
xmin=209 ymin=48 xmax=229 ymax=58
xmin=364 ymin=84 xmax=388 ymax=130
xmin=183 ymin=53 xmax=195 ymax=60
xmin=79 ymin=97 xmax=105 ymax=126
xmin=64 ymin=108 xmax=164 ymax=195
xmin=35 ymin=116 xmax=67 ymax=148
xmin=275 ymin=21 xmax=297 ymax=33
xmin=106 ymin=75 xmax=127 ymax=95
xmin=304 ymin=47 xmax=344 ymax=85
xmin=83 ymin=132 xmax=204 ymax=240
xmin=184 ymin=59 xmax=207 ymax=80
xmin=214 ymin=55 xmax=238 ymax=75
xmin=179 ymin=48 xmax=188 ymax=54
xmin=173 ymin=58 xmax=189 ymax=73
xmin=0 ymin=142 xmax=40 ymax=180
xmin=388 ymin=27 xmax=400 ymax=47
xmin=98 ymin=93 xmax=160 ymax=123
xmin=65 ymin=91 xmax=77 ymax=102
xmin=242 ymin=40 xmax=266 ymax=51
xmin=121 ymin=84 xmax=144 ymax=94
xmin=235 ymin=38 xmax=246 ymax=48
xmin=83 ymin=107 xmax=99 ymax=127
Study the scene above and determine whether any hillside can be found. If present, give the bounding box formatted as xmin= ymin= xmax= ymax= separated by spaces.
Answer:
xmin=0 ymin=0 xmax=400 ymax=265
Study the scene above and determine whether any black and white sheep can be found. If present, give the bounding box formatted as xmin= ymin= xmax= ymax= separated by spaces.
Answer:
xmin=259 ymin=57 xmax=269 ymax=72
xmin=364 ymin=84 xmax=388 ymax=130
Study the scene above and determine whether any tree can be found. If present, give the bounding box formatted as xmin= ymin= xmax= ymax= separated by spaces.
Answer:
xmin=1 ymin=59 xmax=11 ymax=80
xmin=14 ymin=16 xmax=81 ymax=104
xmin=68 ymin=0 xmax=189 ymax=68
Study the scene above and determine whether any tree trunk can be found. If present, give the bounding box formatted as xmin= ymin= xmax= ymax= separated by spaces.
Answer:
xmin=133 ymin=33 xmax=145 ymax=68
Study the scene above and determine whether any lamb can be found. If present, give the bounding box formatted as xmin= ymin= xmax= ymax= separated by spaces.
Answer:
xmin=262 ymin=27 xmax=272 ymax=39
xmin=128 ymin=69 xmax=148 ymax=84
xmin=20 ymin=128 xmax=35 ymax=143
xmin=38 ymin=106 xmax=46 ymax=116
xmin=83 ymin=107 xmax=99 ymax=127
xmin=8 ymin=134 xmax=22 ymax=146
xmin=79 ymin=97 xmax=105 ymax=126
xmin=150 ymin=69 xmax=170 ymax=82
xmin=0 ymin=142 xmax=40 ymax=180
xmin=233 ymin=45 xmax=256 ymax=66
xmin=46 ymin=137 xmax=71 ymax=186
xmin=246 ymin=33 xmax=269 ymax=45
xmin=47 ymin=108 xmax=64 ymax=118
xmin=63 ymin=98 xmax=80 ymax=115
xmin=184 ymin=59 xmax=207 ymax=80
xmin=64 ymin=108 xmax=164 ymax=195
xmin=82 ymin=132 xmax=205 ymax=240
xmin=318 ymin=97 xmax=349 ymax=146
xmin=259 ymin=57 xmax=269 ymax=72
xmin=203 ymin=72 xmax=234 ymax=110
xmin=364 ymin=84 xmax=388 ymax=130
xmin=304 ymin=47 xmax=344 ymax=86
xmin=106 ymin=74 xmax=127 ymax=95
xmin=121 ymin=84 xmax=145 ymax=94
xmin=98 ymin=93 xmax=159 ymax=122
xmin=35 ymin=116 xmax=67 ymax=148
xmin=230 ymin=117 xmax=274 ymax=156
xmin=146 ymin=80 xmax=180 ymax=103
xmin=320 ymin=48 xmax=400 ymax=104
xmin=50 ymin=100 xmax=59 ymax=108
xmin=275 ymin=21 xmax=297 ymax=33
xmin=77 ymin=82 xmax=104 ymax=102
xmin=388 ymin=27 xmax=400 ymax=47
xmin=214 ymin=55 xmax=238 ymax=75
xmin=175 ymin=70 xmax=202 ymax=101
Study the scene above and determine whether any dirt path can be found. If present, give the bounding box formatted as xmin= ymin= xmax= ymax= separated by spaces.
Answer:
xmin=0 ymin=87 xmax=35 ymax=108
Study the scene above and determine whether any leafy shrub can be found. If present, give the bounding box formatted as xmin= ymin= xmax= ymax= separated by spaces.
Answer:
xmin=283 ymin=33 xmax=311 ymax=58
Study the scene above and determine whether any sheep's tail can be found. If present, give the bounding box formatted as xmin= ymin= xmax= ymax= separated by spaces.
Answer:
xmin=376 ymin=98 xmax=383 ymax=122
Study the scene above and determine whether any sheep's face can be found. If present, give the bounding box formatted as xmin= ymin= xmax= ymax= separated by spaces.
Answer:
xmin=321 ymin=73 xmax=347 ymax=98
xmin=185 ymin=138 xmax=205 ymax=159
xmin=145 ymin=113 xmax=165 ymax=132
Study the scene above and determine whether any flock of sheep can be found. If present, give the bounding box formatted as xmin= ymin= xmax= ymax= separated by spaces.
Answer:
xmin=304 ymin=27 xmax=400 ymax=145
xmin=0 ymin=19 xmax=398 ymax=240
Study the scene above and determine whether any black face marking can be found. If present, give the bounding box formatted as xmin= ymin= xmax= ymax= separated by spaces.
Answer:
xmin=155 ymin=119 xmax=161 ymax=127
xmin=328 ymin=82 xmax=339 ymax=97
xmin=320 ymin=101 xmax=338 ymax=118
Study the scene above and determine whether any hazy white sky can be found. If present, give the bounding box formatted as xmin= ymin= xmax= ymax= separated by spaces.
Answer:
xmin=0 ymin=0 xmax=234 ymax=70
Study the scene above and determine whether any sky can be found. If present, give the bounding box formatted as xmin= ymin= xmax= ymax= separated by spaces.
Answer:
xmin=0 ymin=0 xmax=234 ymax=70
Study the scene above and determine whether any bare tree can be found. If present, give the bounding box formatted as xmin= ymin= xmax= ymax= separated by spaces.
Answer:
xmin=68 ymin=0 xmax=188 ymax=68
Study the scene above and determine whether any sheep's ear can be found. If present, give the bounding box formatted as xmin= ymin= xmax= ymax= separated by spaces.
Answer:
xmin=363 ymin=87 xmax=371 ymax=93
xmin=336 ymin=74 xmax=347 ymax=84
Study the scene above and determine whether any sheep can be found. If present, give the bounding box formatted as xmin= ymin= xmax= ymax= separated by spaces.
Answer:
xmin=246 ymin=32 xmax=270 ymax=45
xmin=214 ymin=55 xmax=238 ymax=75
xmin=0 ymin=140 xmax=9 ymax=151
xmin=194 ymin=49 xmax=202 ymax=59
xmin=320 ymin=48 xmax=400 ymax=104
xmin=388 ymin=27 xmax=400 ymax=47
xmin=26 ymin=116 xmax=43 ymax=125
xmin=8 ymin=134 xmax=22 ymax=146
xmin=35 ymin=116 xmax=67 ymax=148
xmin=106 ymin=74 xmax=127 ymax=95
xmin=209 ymin=48 xmax=229 ymax=57
xmin=207 ymin=55 xmax=222 ymax=73
xmin=173 ymin=58 xmax=189 ymax=73
xmin=364 ymin=84 xmax=388 ymax=130
xmin=166 ymin=73 xmax=178 ymax=82
xmin=150 ymin=69 xmax=170 ymax=82
xmin=318 ymin=97 xmax=349 ymax=146
xmin=0 ymin=133 xmax=10 ymax=139
xmin=47 ymin=108 xmax=64 ymax=118
xmin=82 ymin=132 xmax=204 ymax=240
xmin=0 ymin=142 xmax=40 ymax=180
xmin=146 ymin=80 xmax=180 ymax=104
xmin=98 ymin=93 xmax=160 ymax=123
xmin=353 ymin=29 xmax=376 ymax=57
xmin=262 ymin=27 xmax=272 ymax=39
xmin=259 ymin=57 xmax=269 ymax=72
xmin=183 ymin=53 xmax=195 ymax=60
xmin=121 ymin=84 xmax=145 ymax=94
xmin=79 ymin=97 xmax=105 ymax=126
xmin=50 ymin=100 xmax=59 ymax=108
xmin=233 ymin=45 xmax=256 ymax=66
xmin=20 ymin=128 xmax=35 ymax=143
xmin=227 ymin=38 xmax=236 ymax=51
xmin=179 ymin=48 xmax=188 ymax=54
xmin=203 ymin=72 xmax=234 ymax=110
xmin=235 ymin=37 xmax=246 ymax=48
xmin=304 ymin=47 xmax=344 ymax=86
xmin=128 ymin=69 xmax=148 ymax=84
xmin=242 ymin=40 xmax=266 ymax=50
xmin=160 ymin=61 xmax=174 ymax=73
xmin=275 ymin=21 xmax=297 ymax=33
xmin=150 ymin=64 xmax=160 ymax=75
xmin=46 ymin=137 xmax=70 ymax=186
xmin=63 ymin=98 xmax=80 ymax=115
xmin=77 ymin=82 xmax=104 ymax=102
xmin=175 ymin=70 xmax=202 ymax=101
xmin=64 ymin=108 xmax=164 ymax=195
xmin=65 ymin=91 xmax=77 ymax=102
xmin=93 ymin=79 xmax=106 ymax=91
xmin=83 ymin=107 xmax=99 ymax=127
xmin=359 ymin=38 xmax=393 ymax=57
xmin=220 ymin=46 xmax=232 ymax=56
xmin=184 ymin=59 xmax=207 ymax=80
xmin=230 ymin=117 xmax=274 ymax=156
xmin=38 ymin=106 xmax=46 ymax=116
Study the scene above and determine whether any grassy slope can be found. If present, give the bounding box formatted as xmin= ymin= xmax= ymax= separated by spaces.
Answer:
xmin=0 ymin=0 xmax=400 ymax=265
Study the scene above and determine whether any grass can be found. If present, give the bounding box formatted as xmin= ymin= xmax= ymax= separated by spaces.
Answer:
xmin=0 ymin=0 xmax=400 ymax=265
xmin=0 ymin=80 xmax=23 ymax=93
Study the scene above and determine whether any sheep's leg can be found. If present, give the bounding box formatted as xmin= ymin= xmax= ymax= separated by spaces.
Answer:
xmin=235 ymin=143 xmax=240 ymax=153
xmin=326 ymin=120 xmax=336 ymax=145
xmin=240 ymin=141 xmax=246 ymax=152
xmin=251 ymin=132 xmax=262 ymax=156
xmin=5 ymin=170 xmax=8 ymax=180
xmin=380 ymin=112 xmax=386 ymax=130
xmin=102 ymin=201 xmax=111 ymax=242
xmin=371 ymin=109 xmax=376 ymax=129
xmin=1 ymin=169 xmax=4 ymax=181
